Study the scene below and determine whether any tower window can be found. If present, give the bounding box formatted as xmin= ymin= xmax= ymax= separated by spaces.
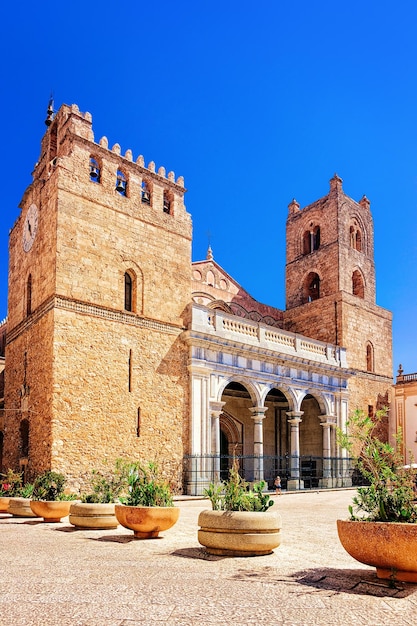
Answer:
xmin=116 ymin=170 xmax=127 ymax=196
xmin=352 ymin=270 xmax=364 ymax=298
xmin=350 ymin=224 xmax=362 ymax=251
xmin=26 ymin=274 xmax=32 ymax=316
xmin=89 ymin=157 xmax=101 ymax=183
xmin=366 ymin=343 xmax=374 ymax=372
xmin=163 ymin=190 xmax=172 ymax=214
xmin=302 ymin=226 xmax=320 ymax=255
xmin=141 ymin=180 xmax=151 ymax=205
xmin=304 ymin=272 xmax=320 ymax=302
xmin=125 ymin=272 xmax=133 ymax=311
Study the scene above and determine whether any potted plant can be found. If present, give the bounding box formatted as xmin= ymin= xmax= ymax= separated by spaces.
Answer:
xmin=30 ymin=471 xmax=77 ymax=522
xmin=337 ymin=408 xmax=417 ymax=582
xmin=0 ymin=469 xmax=24 ymax=513
xmin=114 ymin=461 xmax=179 ymax=538
xmin=7 ymin=477 xmax=36 ymax=518
xmin=198 ymin=460 xmax=282 ymax=556
xmin=69 ymin=461 xmax=128 ymax=529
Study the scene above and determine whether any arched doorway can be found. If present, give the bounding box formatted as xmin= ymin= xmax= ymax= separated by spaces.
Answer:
xmin=299 ymin=394 xmax=323 ymax=488
xmin=264 ymin=388 xmax=290 ymax=488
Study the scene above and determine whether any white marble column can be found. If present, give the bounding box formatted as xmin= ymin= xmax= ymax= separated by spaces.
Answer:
xmin=249 ymin=406 xmax=268 ymax=482
xmin=210 ymin=401 xmax=225 ymax=481
xmin=319 ymin=415 xmax=336 ymax=488
xmin=286 ymin=411 xmax=304 ymax=490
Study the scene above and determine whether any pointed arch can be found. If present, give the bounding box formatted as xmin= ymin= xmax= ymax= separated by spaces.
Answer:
xmin=352 ymin=269 xmax=365 ymax=298
xmin=366 ymin=341 xmax=374 ymax=372
xmin=303 ymin=271 xmax=320 ymax=302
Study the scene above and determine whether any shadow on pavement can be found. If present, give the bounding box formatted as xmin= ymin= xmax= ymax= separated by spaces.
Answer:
xmin=292 ymin=567 xmax=417 ymax=597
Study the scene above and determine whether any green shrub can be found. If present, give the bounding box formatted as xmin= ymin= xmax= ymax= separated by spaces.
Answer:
xmin=120 ymin=461 xmax=174 ymax=507
xmin=338 ymin=409 xmax=417 ymax=523
xmin=204 ymin=459 xmax=274 ymax=512
xmin=81 ymin=460 xmax=129 ymax=503
xmin=32 ymin=471 xmax=76 ymax=501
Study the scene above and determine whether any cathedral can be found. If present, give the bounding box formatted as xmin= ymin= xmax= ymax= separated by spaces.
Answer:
xmin=0 ymin=103 xmax=393 ymax=494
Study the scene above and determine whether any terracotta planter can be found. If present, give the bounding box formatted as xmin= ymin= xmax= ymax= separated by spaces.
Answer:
xmin=337 ymin=519 xmax=417 ymax=582
xmin=69 ymin=502 xmax=119 ymax=529
xmin=198 ymin=509 xmax=282 ymax=556
xmin=30 ymin=500 xmax=72 ymax=522
xmin=8 ymin=497 xmax=38 ymax=518
xmin=114 ymin=504 xmax=180 ymax=538
xmin=0 ymin=497 xmax=11 ymax=513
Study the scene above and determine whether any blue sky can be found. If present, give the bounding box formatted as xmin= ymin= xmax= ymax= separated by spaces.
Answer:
xmin=1 ymin=1 xmax=416 ymax=374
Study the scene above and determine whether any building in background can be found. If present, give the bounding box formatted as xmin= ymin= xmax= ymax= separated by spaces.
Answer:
xmin=391 ymin=366 xmax=417 ymax=464
xmin=0 ymin=104 xmax=393 ymax=494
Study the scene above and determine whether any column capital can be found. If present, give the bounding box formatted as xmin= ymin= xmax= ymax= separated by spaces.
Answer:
xmin=286 ymin=411 xmax=303 ymax=424
xmin=249 ymin=406 xmax=268 ymax=420
xmin=320 ymin=414 xmax=337 ymax=427
xmin=210 ymin=401 xmax=225 ymax=418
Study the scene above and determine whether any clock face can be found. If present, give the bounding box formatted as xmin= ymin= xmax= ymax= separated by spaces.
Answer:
xmin=22 ymin=203 xmax=39 ymax=252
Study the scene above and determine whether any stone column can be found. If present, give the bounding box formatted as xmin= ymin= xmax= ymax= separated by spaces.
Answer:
xmin=249 ymin=406 xmax=268 ymax=482
xmin=319 ymin=415 xmax=336 ymax=488
xmin=210 ymin=401 xmax=225 ymax=481
xmin=286 ymin=411 xmax=304 ymax=490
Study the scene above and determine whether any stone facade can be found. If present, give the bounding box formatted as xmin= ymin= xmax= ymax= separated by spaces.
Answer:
xmin=283 ymin=174 xmax=392 ymax=419
xmin=1 ymin=103 xmax=393 ymax=494
xmin=3 ymin=104 xmax=191 ymax=490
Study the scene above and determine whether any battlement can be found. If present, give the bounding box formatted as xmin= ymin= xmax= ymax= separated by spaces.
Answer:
xmin=35 ymin=103 xmax=185 ymax=192
xmin=29 ymin=103 xmax=190 ymax=225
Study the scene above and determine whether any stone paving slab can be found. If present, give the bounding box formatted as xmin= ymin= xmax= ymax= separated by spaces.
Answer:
xmin=1 ymin=490 xmax=416 ymax=625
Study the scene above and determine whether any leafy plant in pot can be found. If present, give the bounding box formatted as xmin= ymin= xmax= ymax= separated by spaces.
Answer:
xmin=30 ymin=470 xmax=77 ymax=522
xmin=198 ymin=459 xmax=282 ymax=556
xmin=114 ymin=461 xmax=179 ymax=538
xmin=0 ymin=469 xmax=25 ymax=513
xmin=337 ymin=408 xmax=417 ymax=582
xmin=3 ymin=471 xmax=36 ymax=517
xmin=70 ymin=461 xmax=129 ymax=529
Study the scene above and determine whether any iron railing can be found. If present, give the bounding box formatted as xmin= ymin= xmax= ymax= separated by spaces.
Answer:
xmin=183 ymin=454 xmax=363 ymax=495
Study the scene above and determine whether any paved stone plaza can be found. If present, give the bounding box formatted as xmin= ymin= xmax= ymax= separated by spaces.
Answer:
xmin=1 ymin=490 xmax=416 ymax=625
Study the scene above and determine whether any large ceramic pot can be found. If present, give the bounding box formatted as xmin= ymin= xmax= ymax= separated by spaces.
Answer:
xmin=337 ymin=519 xmax=417 ymax=582
xmin=0 ymin=497 xmax=11 ymax=513
xmin=30 ymin=500 xmax=72 ymax=522
xmin=69 ymin=502 xmax=119 ymax=529
xmin=198 ymin=509 xmax=282 ymax=556
xmin=114 ymin=504 xmax=180 ymax=538
xmin=8 ymin=497 xmax=38 ymax=518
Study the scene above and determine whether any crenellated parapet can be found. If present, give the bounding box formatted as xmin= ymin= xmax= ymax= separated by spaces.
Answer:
xmin=30 ymin=103 xmax=189 ymax=227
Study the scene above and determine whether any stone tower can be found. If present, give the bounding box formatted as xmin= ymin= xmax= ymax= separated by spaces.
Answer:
xmin=4 ymin=103 xmax=192 ymax=486
xmin=283 ymin=174 xmax=392 ymax=418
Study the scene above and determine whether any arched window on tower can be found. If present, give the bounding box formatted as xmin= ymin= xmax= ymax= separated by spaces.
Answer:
xmin=124 ymin=270 xmax=137 ymax=312
xmin=366 ymin=342 xmax=374 ymax=372
xmin=141 ymin=180 xmax=151 ymax=205
xmin=355 ymin=230 xmax=362 ymax=252
xmin=302 ymin=226 xmax=320 ymax=255
xmin=313 ymin=226 xmax=320 ymax=250
xmin=350 ymin=223 xmax=362 ymax=252
xmin=89 ymin=157 xmax=101 ymax=183
xmin=304 ymin=272 xmax=320 ymax=302
xmin=26 ymin=274 xmax=32 ymax=317
xmin=124 ymin=272 xmax=133 ymax=311
xmin=303 ymin=230 xmax=311 ymax=255
xmin=352 ymin=270 xmax=365 ymax=298
xmin=116 ymin=170 xmax=127 ymax=196
xmin=163 ymin=190 xmax=172 ymax=214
